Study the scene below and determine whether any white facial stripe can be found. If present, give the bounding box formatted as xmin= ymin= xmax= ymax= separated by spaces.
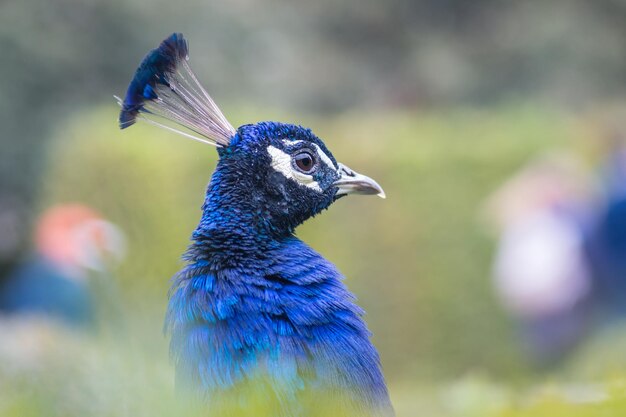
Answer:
xmin=311 ymin=143 xmax=337 ymax=170
xmin=267 ymin=145 xmax=322 ymax=192
xmin=282 ymin=139 xmax=303 ymax=145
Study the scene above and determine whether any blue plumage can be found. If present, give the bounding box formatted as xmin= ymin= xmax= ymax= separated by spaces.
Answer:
xmin=119 ymin=33 xmax=188 ymax=129
xmin=119 ymin=34 xmax=392 ymax=416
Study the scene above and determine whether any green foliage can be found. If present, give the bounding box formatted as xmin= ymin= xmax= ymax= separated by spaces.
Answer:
xmin=0 ymin=104 xmax=619 ymax=416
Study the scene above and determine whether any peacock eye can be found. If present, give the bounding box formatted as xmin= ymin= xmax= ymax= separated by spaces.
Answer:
xmin=293 ymin=151 xmax=316 ymax=174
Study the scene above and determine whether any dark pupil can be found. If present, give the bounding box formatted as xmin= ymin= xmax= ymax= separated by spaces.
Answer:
xmin=295 ymin=152 xmax=314 ymax=172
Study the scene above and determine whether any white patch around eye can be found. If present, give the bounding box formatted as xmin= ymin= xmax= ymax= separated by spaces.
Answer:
xmin=311 ymin=143 xmax=337 ymax=170
xmin=281 ymin=139 xmax=336 ymax=170
xmin=267 ymin=145 xmax=322 ymax=192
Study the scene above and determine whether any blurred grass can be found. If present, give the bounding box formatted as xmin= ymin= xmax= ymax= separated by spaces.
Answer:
xmin=5 ymin=104 xmax=623 ymax=416
xmin=2 ymin=318 xmax=626 ymax=417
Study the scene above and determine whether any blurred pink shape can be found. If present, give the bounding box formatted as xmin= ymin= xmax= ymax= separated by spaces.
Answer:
xmin=34 ymin=204 xmax=125 ymax=277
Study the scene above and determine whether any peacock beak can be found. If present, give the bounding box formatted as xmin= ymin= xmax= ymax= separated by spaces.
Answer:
xmin=333 ymin=163 xmax=386 ymax=199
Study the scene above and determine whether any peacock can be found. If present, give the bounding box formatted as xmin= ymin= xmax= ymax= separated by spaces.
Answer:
xmin=117 ymin=33 xmax=393 ymax=417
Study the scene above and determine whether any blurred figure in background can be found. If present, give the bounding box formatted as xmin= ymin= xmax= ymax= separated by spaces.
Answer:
xmin=485 ymin=153 xmax=595 ymax=368
xmin=0 ymin=204 xmax=126 ymax=328
xmin=587 ymin=136 xmax=626 ymax=319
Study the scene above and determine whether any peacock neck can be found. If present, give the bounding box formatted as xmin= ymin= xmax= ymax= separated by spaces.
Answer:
xmin=168 ymin=227 xmax=393 ymax=416
xmin=168 ymin=174 xmax=392 ymax=415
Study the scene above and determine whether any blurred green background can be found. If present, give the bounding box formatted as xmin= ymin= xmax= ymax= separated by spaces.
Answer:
xmin=3 ymin=1 xmax=626 ymax=416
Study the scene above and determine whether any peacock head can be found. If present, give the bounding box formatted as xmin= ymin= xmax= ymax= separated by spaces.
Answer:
xmin=117 ymin=33 xmax=384 ymax=233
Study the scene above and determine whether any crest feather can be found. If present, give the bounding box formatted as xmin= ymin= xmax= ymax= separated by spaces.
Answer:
xmin=117 ymin=33 xmax=235 ymax=147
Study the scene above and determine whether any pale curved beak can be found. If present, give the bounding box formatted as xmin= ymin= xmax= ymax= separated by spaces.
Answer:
xmin=333 ymin=163 xmax=386 ymax=199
